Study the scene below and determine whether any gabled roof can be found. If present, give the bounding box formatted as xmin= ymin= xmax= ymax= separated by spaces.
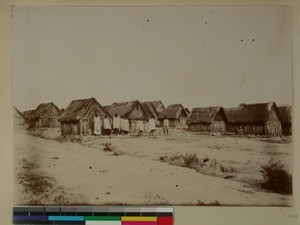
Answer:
xmin=150 ymin=100 xmax=165 ymax=113
xmin=14 ymin=106 xmax=25 ymax=119
xmin=224 ymin=102 xmax=281 ymax=123
xmin=60 ymin=98 xmax=110 ymax=122
xmin=32 ymin=102 xmax=60 ymax=119
xmin=278 ymin=106 xmax=292 ymax=124
xmin=23 ymin=110 xmax=36 ymax=120
xmin=105 ymin=100 xmax=148 ymax=121
xmin=158 ymin=103 xmax=188 ymax=119
xmin=141 ymin=102 xmax=160 ymax=117
xmin=186 ymin=106 xmax=225 ymax=124
xmin=140 ymin=102 xmax=156 ymax=119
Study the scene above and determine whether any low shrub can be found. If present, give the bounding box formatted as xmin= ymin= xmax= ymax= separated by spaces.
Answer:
xmin=103 ymin=143 xmax=114 ymax=152
xmin=182 ymin=153 xmax=200 ymax=168
xmin=260 ymin=159 xmax=292 ymax=194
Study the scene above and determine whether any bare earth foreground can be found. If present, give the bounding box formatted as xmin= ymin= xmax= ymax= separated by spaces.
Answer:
xmin=14 ymin=127 xmax=292 ymax=206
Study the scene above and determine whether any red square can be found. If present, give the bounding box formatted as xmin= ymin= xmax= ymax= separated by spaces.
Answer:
xmin=158 ymin=217 xmax=173 ymax=225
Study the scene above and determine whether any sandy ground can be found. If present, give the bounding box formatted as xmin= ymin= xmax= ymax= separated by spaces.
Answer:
xmin=14 ymin=127 xmax=292 ymax=206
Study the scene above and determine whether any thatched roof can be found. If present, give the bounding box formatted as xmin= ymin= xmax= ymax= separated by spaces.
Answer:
xmin=186 ymin=107 xmax=225 ymax=124
xmin=14 ymin=106 xmax=25 ymax=119
xmin=158 ymin=104 xmax=188 ymax=119
xmin=22 ymin=102 xmax=60 ymax=121
xmin=23 ymin=110 xmax=36 ymax=120
xmin=167 ymin=104 xmax=184 ymax=109
xmin=140 ymin=102 xmax=156 ymax=119
xmin=32 ymin=102 xmax=60 ymax=119
xmin=278 ymin=106 xmax=292 ymax=124
xmin=60 ymin=98 xmax=110 ymax=122
xmin=105 ymin=100 xmax=148 ymax=121
xmin=141 ymin=101 xmax=159 ymax=118
xmin=150 ymin=101 xmax=165 ymax=113
xmin=224 ymin=102 xmax=281 ymax=123
xmin=185 ymin=108 xmax=190 ymax=114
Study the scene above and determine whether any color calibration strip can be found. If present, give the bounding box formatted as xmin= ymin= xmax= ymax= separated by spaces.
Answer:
xmin=13 ymin=207 xmax=173 ymax=225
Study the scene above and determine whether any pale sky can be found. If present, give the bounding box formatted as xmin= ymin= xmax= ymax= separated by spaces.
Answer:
xmin=12 ymin=6 xmax=292 ymax=112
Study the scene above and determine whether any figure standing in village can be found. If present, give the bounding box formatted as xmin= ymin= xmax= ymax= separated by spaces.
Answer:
xmin=136 ymin=118 xmax=144 ymax=136
xmin=103 ymin=115 xmax=111 ymax=135
xmin=113 ymin=114 xmax=121 ymax=134
xmin=163 ymin=116 xmax=169 ymax=135
xmin=124 ymin=117 xmax=129 ymax=134
xmin=148 ymin=117 xmax=156 ymax=135
xmin=120 ymin=115 xmax=129 ymax=135
xmin=93 ymin=112 xmax=101 ymax=135
xmin=120 ymin=115 xmax=125 ymax=134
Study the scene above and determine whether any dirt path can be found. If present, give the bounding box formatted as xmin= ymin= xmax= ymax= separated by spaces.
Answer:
xmin=14 ymin=130 xmax=292 ymax=206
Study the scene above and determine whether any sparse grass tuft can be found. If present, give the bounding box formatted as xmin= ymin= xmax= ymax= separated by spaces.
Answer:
xmin=197 ymin=200 xmax=221 ymax=206
xmin=55 ymin=135 xmax=83 ymax=143
xmin=167 ymin=153 xmax=239 ymax=181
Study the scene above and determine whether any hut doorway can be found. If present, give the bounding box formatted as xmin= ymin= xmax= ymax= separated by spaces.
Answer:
xmin=48 ymin=115 xmax=56 ymax=127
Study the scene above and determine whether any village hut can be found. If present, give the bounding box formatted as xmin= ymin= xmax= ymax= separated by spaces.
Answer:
xmin=224 ymin=102 xmax=282 ymax=136
xmin=105 ymin=100 xmax=149 ymax=132
xmin=278 ymin=106 xmax=292 ymax=136
xmin=158 ymin=104 xmax=188 ymax=128
xmin=141 ymin=101 xmax=165 ymax=126
xmin=13 ymin=107 xmax=26 ymax=126
xmin=186 ymin=107 xmax=227 ymax=133
xmin=59 ymin=98 xmax=111 ymax=135
xmin=24 ymin=102 xmax=61 ymax=128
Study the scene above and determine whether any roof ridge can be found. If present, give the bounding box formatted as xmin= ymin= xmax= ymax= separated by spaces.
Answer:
xmin=149 ymin=102 xmax=159 ymax=116
xmin=80 ymin=98 xmax=95 ymax=118
xmin=38 ymin=102 xmax=52 ymax=118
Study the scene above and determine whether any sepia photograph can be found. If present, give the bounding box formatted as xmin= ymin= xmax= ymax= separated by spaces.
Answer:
xmin=12 ymin=5 xmax=293 ymax=206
